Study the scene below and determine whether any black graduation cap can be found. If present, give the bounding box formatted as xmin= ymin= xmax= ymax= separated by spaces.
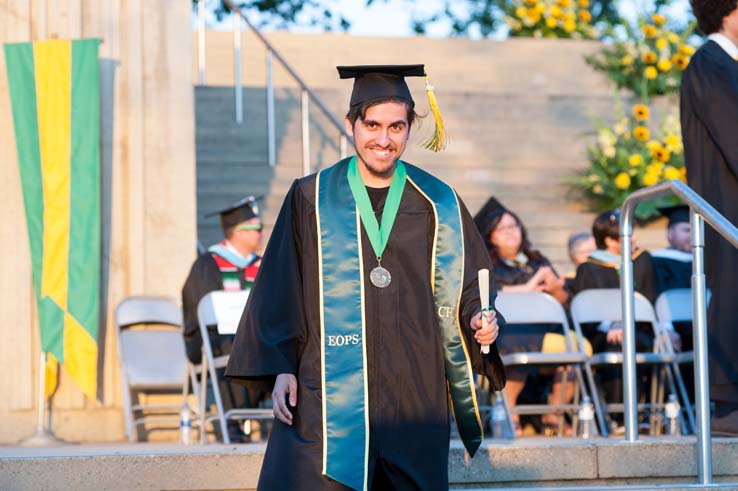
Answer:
xmin=473 ymin=196 xmax=508 ymax=238
xmin=337 ymin=64 xmax=425 ymax=107
xmin=205 ymin=196 xmax=260 ymax=231
xmin=336 ymin=64 xmax=447 ymax=151
xmin=659 ymin=204 xmax=690 ymax=227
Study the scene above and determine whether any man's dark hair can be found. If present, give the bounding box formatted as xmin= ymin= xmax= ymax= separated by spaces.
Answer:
xmin=691 ymin=0 xmax=738 ymax=35
xmin=592 ymin=209 xmax=620 ymax=249
xmin=345 ymin=97 xmax=417 ymax=128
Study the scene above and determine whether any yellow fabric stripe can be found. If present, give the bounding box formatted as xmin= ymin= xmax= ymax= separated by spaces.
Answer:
xmin=64 ymin=312 xmax=98 ymax=400
xmin=315 ymin=170 xmax=328 ymax=475
xmin=45 ymin=353 xmax=59 ymax=399
xmin=34 ymin=40 xmax=72 ymax=311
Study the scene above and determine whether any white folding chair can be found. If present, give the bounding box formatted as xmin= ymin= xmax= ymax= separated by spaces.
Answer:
xmin=196 ymin=290 xmax=273 ymax=444
xmin=570 ymin=289 xmax=694 ymax=435
xmin=494 ymin=291 xmax=595 ymax=437
xmin=115 ymin=296 xmax=191 ymax=442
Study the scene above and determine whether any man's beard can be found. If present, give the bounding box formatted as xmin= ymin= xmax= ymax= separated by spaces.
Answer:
xmin=355 ymin=145 xmax=398 ymax=180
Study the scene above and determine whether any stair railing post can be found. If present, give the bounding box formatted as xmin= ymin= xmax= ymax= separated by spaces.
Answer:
xmin=301 ymin=90 xmax=310 ymax=176
xmin=266 ymin=49 xmax=276 ymax=167
xmin=233 ymin=11 xmax=243 ymax=124
xmin=620 ymin=206 xmax=639 ymax=442
xmin=691 ymin=209 xmax=712 ymax=485
xmin=197 ymin=0 xmax=206 ymax=85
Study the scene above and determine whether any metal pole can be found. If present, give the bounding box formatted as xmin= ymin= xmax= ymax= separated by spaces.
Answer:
xmin=18 ymin=351 xmax=65 ymax=446
xmin=233 ymin=12 xmax=243 ymax=124
xmin=691 ymin=210 xmax=712 ymax=484
xmin=301 ymin=89 xmax=310 ymax=176
xmin=339 ymin=134 xmax=348 ymax=159
xmin=620 ymin=211 xmax=639 ymax=442
xmin=197 ymin=0 xmax=206 ymax=85
xmin=266 ymin=49 xmax=276 ymax=167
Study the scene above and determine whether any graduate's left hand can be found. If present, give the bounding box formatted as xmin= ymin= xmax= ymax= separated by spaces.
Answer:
xmin=471 ymin=310 xmax=499 ymax=346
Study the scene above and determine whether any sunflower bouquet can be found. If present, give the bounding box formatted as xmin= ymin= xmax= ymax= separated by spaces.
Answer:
xmin=574 ymin=100 xmax=686 ymax=220
xmin=585 ymin=14 xmax=696 ymax=99
xmin=503 ymin=0 xmax=597 ymax=39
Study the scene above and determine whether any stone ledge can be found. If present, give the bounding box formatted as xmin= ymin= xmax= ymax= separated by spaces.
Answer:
xmin=2 ymin=438 xmax=738 ymax=491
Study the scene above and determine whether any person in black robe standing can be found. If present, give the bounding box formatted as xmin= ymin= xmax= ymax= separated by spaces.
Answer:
xmin=681 ymin=0 xmax=738 ymax=435
xmin=652 ymin=205 xmax=693 ymax=350
xmin=225 ymin=65 xmax=505 ymax=491
xmin=181 ymin=197 xmax=264 ymax=441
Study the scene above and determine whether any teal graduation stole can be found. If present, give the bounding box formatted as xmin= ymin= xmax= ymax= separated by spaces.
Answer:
xmin=316 ymin=157 xmax=482 ymax=491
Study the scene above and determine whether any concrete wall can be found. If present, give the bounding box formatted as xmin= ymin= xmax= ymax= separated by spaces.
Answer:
xmin=0 ymin=0 xmax=196 ymax=443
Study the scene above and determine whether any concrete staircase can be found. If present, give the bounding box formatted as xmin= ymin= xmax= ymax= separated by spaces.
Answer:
xmin=195 ymin=33 xmax=669 ymax=273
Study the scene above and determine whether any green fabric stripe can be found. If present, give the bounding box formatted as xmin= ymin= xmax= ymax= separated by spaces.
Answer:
xmin=67 ymin=39 xmax=101 ymax=340
xmin=3 ymin=42 xmax=64 ymax=358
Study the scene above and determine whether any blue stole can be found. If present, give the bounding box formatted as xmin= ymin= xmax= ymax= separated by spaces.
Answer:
xmin=316 ymin=158 xmax=482 ymax=490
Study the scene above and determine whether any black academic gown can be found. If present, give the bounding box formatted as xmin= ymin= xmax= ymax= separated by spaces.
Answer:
xmin=225 ymin=173 xmax=506 ymax=491
xmin=182 ymin=254 xmax=260 ymax=411
xmin=652 ymin=249 xmax=693 ymax=351
xmin=681 ymin=39 xmax=738 ymax=403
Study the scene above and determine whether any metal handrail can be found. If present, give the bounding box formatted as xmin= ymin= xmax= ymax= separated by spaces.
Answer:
xmin=620 ymin=179 xmax=738 ymax=486
xmin=198 ymin=0 xmax=350 ymax=173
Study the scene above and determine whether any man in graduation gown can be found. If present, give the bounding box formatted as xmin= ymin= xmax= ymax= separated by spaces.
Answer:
xmin=680 ymin=0 xmax=738 ymax=435
xmin=652 ymin=205 xmax=692 ymax=350
xmin=225 ymin=65 xmax=506 ymax=490
xmin=181 ymin=197 xmax=264 ymax=440
xmin=573 ymin=210 xmax=658 ymax=419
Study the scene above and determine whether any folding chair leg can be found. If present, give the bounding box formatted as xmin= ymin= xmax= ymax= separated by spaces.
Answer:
xmin=670 ymin=361 xmax=696 ymax=434
xmin=208 ymin=359 xmax=229 ymax=443
xmin=121 ymin=382 xmax=136 ymax=443
xmin=497 ymin=389 xmax=516 ymax=439
xmin=583 ymin=362 xmax=608 ymax=436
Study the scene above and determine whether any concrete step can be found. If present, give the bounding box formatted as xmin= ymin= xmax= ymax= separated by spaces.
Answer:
xmin=2 ymin=438 xmax=737 ymax=491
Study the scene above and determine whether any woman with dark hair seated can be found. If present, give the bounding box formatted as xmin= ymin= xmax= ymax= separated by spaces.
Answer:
xmin=483 ymin=205 xmax=591 ymax=435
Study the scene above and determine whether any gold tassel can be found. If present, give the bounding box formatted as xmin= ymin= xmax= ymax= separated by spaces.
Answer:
xmin=422 ymin=75 xmax=447 ymax=152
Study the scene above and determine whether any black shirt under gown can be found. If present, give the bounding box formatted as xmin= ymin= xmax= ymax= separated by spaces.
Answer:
xmin=225 ymin=173 xmax=506 ymax=491
xmin=681 ymin=39 xmax=738 ymax=403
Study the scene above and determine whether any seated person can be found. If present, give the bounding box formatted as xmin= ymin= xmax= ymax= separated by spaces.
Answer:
xmin=182 ymin=196 xmax=264 ymax=441
xmin=483 ymin=205 xmax=591 ymax=435
xmin=563 ymin=231 xmax=596 ymax=294
xmin=572 ymin=209 xmax=668 ymax=426
xmin=652 ymin=205 xmax=692 ymax=351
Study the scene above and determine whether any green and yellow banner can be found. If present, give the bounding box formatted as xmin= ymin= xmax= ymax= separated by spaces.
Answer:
xmin=4 ymin=39 xmax=102 ymax=401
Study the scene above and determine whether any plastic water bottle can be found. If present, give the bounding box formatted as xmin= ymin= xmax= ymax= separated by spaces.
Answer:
xmin=179 ymin=403 xmax=193 ymax=445
xmin=491 ymin=398 xmax=509 ymax=438
xmin=664 ymin=394 xmax=682 ymax=436
xmin=578 ymin=396 xmax=596 ymax=439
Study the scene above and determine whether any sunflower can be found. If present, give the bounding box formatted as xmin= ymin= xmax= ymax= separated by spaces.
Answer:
xmin=652 ymin=146 xmax=671 ymax=163
xmin=634 ymin=126 xmax=650 ymax=141
xmin=515 ymin=6 xmax=527 ymax=18
xmin=642 ymin=172 xmax=660 ymax=186
xmin=657 ymin=59 xmax=673 ymax=72
xmin=629 ymin=154 xmax=645 ymax=167
xmin=645 ymin=66 xmax=658 ymax=79
xmin=663 ymin=166 xmax=681 ymax=180
xmin=679 ymin=44 xmax=696 ymax=55
xmin=633 ymin=104 xmax=650 ymax=120
xmin=643 ymin=24 xmax=658 ymax=38
xmin=557 ymin=0 xmax=572 ymax=7
xmin=563 ymin=19 xmax=576 ymax=32
xmin=655 ymin=38 xmax=668 ymax=50
xmin=621 ymin=55 xmax=634 ymax=66
xmin=673 ymin=55 xmax=689 ymax=70
xmin=614 ymin=172 xmax=632 ymax=189
xmin=545 ymin=16 xmax=558 ymax=28
xmin=680 ymin=167 xmax=687 ymax=182
xmin=578 ymin=0 xmax=590 ymax=6
xmin=651 ymin=13 xmax=666 ymax=26
xmin=579 ymin=10 xmax=592 ymax=22
xmin=550 ymin=5 xmax=562 ymax=17
xmin=668 ymin=33 xmax=680 ymax=44
xmin=642 ymin=51 xmax=658 ymax=64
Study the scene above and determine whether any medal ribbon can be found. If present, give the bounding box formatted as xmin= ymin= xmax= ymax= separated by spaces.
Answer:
xmin=346 ymin=156 xmax=407 ymax=260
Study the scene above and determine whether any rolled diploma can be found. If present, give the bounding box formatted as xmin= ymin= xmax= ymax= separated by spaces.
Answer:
xmin=478 ymin=268 xmax=490 ymax=354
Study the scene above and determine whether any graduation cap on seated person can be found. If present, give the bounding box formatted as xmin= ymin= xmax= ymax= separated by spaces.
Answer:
xmin=659 ymin=204 xmax=690 ymax=228
xmin=337 ymin=64 xmax=447 ymax=151
xmin=205 ymin=195 xmax=261 ymax=233
xmin=472 ymin=196 xmax=509 ymax=238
